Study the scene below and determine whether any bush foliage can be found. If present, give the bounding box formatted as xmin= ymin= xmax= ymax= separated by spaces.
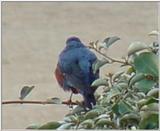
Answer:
xmin=27 ymin=32 xmax=159 ymax=130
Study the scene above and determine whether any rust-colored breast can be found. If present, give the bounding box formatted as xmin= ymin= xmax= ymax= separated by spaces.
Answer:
xmin=55 ymin=64 xmax=64 ymax=87
xmin=55 ymin=64 xmax=79 ymax=94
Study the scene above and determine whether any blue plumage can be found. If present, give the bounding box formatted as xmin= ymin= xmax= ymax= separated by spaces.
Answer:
xmin=55 ymin=36 xmax=99 ymax=109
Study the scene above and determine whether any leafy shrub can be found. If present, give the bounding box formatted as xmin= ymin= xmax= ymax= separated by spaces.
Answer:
xmin=26 ymin=32 xmax=159 ymax=130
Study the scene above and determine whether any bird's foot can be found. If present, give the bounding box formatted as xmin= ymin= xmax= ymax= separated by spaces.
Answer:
xmin=63 ymin=100 xmax=88 ymax=111
xmin=63 ymin=99 xmax=74 ymax=109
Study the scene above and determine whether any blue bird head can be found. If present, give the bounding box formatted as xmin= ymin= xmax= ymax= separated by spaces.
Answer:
xmin=66 ymin=36 xmax=81 ymax=44
xmin=65 ymin=36 xmax=85 ymax=49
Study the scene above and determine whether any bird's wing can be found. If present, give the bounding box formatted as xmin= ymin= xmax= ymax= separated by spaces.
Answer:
xmin=64 ymin=58 xmax=93 ymax=94
xmin=78 ymin=58 xmax=91 ymax=86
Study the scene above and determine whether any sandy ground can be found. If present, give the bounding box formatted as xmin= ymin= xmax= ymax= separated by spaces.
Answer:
xmin=2 ymin=1 xmax=158 ymax=129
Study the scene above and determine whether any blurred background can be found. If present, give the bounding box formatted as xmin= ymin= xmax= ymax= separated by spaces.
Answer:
xmin=2 ymin=1 xmax=158 ymax=129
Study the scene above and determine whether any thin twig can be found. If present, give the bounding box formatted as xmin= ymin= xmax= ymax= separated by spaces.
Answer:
xmin=88 ymin=46 xmax=130 ymax=65
xmin=2 ymin=100 xmax=78 ymax=105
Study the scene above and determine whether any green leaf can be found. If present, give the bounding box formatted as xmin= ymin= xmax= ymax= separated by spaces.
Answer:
xmin=116 ymin=82 xmax=128 ymax=91
xmin=103 ymin=36 xmax=120 ymax=48
xmin=95 ymin=114 xmax=110 ymax=121
xmin=64 ymin=115 xmax=78 ymax=123
xmin=100 ymin=97 xmax=110 ymax=106
xmin=106 ymin=88 xmax=121 ymax=101
xmin=95 ymin=118 xmax=116 ymax=128
xmin=93 ymin=105 xmax=107 ymax=114
xmin=133 ymin=52 xmax=158 ymax=77
xmin=148 ymin=30 xmax=160 ymax=36
xmin=126 ymin=67 xmax=136 ymax=75
xmin=80 ymin=119 xmax=94 ymax=129
xmin=118 ymin=74 xmax=131 ymax=83
xmin=38 ymin=121 xmax=61 ymax=129
xmin=137 ymin=97 xmax=158 ymax=109
xmin=140 ymin=103 xmax=159 ymax=112
xmin=127 ymin=41 xmax=148 ymax=56
xmin=94 ymin=92 xmax=101 ymax=100
xmin=112 ymin=100 xmax=134 ymax=116
xmin=119 ymin=113 xmax=140 ymax=128
xmin=26 ymin=124 xmax=41 ymax=129
xmin=135 ymin=79 xmax=155 ymax=94
xmin=112 ymin=70 xmax=125 ymax=81
xmin=136 ymin=92 xmax=146 ymax=99
xmin=57 ymin=123 xmax=74 ymax=129
xmin=139 ymin=111 xmax=159 ymax=129
xmin=92 ymin=59 xmax=109 ymax=74
xmin=84 ymin=110 xmax=99 ymax=119
xmin=91 ymin=78 xmax=108 ymax=87
xmin=71 ymin=105 xmax=85 ymax=114
xmin=19 ymin=86 xmax=35 ymax=100
xmin=147 ymin=88 xmax=159 ymax=98
xmin=129 ymin=73 xmax=145 ymax=87
xmin=46 ymin=97 xmax=62 ymax=104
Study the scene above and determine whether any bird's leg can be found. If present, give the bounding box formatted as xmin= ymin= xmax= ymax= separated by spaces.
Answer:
xmin=68 ymin=92 xmax=73 ymax=108
xmin=68 ymin=94 xmax=87 ymax=110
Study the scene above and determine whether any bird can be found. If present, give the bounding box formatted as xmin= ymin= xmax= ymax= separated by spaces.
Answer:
xmin=55 ymin=36 xmax=99 ymax=109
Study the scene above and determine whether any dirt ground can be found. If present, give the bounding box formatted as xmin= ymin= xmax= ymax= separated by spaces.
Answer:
xmin=2 ymin=1 xmax=158 ymax=129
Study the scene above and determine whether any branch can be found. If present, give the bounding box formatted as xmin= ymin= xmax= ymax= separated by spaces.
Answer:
xmin=88 ymin=46 xmax=131 ymax=65
xmin=2 ymin=100 xmax=78 ymax=105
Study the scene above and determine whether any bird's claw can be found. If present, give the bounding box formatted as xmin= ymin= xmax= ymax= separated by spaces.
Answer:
xmin=63 ymin=99 xmax=74 ymax=109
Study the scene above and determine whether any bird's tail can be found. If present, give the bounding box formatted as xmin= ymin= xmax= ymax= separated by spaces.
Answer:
xmin=83 ymin=92 xmax=96 ymax=109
